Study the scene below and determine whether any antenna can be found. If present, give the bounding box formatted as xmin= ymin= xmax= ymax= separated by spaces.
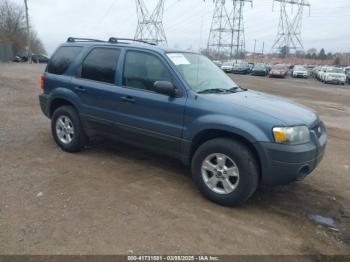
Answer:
xmin=207 ymin=0 xmax=252 ymax=61
xmin=134 ymin=0 xmax=167 ymax=45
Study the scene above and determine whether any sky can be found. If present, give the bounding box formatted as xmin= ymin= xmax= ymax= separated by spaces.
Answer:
xmin=12 ymin=0 xmax=350 ymax=55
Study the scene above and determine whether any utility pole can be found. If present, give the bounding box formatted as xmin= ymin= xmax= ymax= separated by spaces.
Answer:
xmin=207 ymin=0 xmax=252 ymax=61
xmin=134 ymin=0 xmax=167 ymax=45
xmin=24 ymin=0 xmax=31 ymax=62
xmin=261 ymin=41 xmax=265 ymax=62
xmin=261 ymin=41 xmax=265 ymax=56
xmin=272 ymin=0 xmax=311 ymax=64
xmin=252 ymin=39 xmax=257 ymax=63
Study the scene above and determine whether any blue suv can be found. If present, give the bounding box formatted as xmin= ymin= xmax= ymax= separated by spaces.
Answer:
xmin=39 ymin=37 xmax=327 ymax=206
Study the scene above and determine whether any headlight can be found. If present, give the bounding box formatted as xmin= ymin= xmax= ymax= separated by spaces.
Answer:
xmin=273 ymin=126 xmax=310 ymax=144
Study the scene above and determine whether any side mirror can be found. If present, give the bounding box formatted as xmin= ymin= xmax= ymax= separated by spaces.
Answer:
xmin=153 ymin=81 xmax=178 ymax=97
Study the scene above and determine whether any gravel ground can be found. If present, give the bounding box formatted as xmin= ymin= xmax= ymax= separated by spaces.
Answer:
xmin=0 ymin=63 xmax=349 ymax=255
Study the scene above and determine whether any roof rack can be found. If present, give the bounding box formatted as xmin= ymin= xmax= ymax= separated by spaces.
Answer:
xmin=66 ymin=37 xmax=157 ymax=46
xmin=67 ymin=37 xmax=105 ymax=43
xmin=108 ymin=37 xmax=156 ymax=46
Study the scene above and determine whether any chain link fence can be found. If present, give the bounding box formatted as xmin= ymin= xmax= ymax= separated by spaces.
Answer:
xmin=0 ymin=42 xmax=14 ymax=62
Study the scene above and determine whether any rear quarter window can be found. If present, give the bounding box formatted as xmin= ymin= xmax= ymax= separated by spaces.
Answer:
xmin=47 ymin=46 xmax=83 ymax=75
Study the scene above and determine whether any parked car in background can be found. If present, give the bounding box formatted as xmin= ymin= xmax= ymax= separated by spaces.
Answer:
xmin=269 ymin=64 xmax=288 ymax=78
xmin=292 ymin=65 xmax=308 ymax=78
xmin=13 ymin=55 xmax=28 ymax=63
xmin=311 ymin=66 xmax=320 ymax=79
xmin=306 ymin=65 xmax=315 ymax=71
xmin=248 ymin=63 xmax=254 ymax=71
xmin=344 ymin=67 xmax=350 ymax=76
xmin=212 ymin=60 xmax=222 ymax=68
xmin=39 ymin=37 xmax=327 ymax=206
xmin=346 ymin=70 xmax=350 ymax=84
xmin=232 ymin=63 xmax=251 ymax=74
xmin=322 ymin=67 xmax=346 ymax=85
xmin=32 ymin=54 xmax=50 ymax=63
xmin=317 ymin=66 xmax=328 ymax=81
xmin=221 ymin=61 xmax=235 ymax=73
xmin=251 ymin=64 xmax=268 ymax=76
xmin=265 ymin=64 xmax=272 ymax=72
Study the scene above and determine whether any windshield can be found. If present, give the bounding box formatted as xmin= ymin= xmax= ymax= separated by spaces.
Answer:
xmin=294 ymin=66 xmax=306 ymax=71
xmin=167 ymin=53 xmax=239 ymax=93
xmin=235 ymin=63 xmax=248 ymax=69
xmin=222 ymin=62 xmax=233 ymax=66
xmin=273 ymin=65 xmax=286 ymax=70
xmin=254 ymin=65 xmax=265 ymax=70
xmin=327 ymin=68 xmax=344 ymax=74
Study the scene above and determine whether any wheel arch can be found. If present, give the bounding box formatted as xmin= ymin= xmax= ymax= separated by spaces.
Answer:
xmin=47 ymin=87 xmax=83 ymax=118
xmin=49 ymin=98 xmax=78 ymax=118
xmin=189 ymin=129 xmax=262 ymax=180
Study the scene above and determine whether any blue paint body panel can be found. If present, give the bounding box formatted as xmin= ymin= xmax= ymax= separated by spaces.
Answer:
xmin=39 ymin=40 xmax=327 ymax=185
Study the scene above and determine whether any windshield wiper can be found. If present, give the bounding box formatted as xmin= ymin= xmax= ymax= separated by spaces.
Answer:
xmin=197 ymin=86 xmax=247 ymax=94
xmin=238 ymin=85 xmax=248 ymax=91
xmin=197 ymin=88 xmax=231 ymax=94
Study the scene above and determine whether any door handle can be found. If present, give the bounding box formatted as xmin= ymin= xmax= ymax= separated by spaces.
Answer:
xmin=121 ymin=96 xmax=136 ymax=103
xmin=74 ymin=86 xmax=87 ymax=93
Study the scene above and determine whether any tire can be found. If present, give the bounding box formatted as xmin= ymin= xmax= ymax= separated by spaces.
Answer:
xmin=51 ymin=105 xmax=88 ymax=153
xmin=191 ymin=138 xmax=259 ymax=206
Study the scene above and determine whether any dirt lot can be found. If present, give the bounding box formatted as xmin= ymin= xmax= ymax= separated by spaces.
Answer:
xmin=0 ymin=63 xmax=349 ymax=255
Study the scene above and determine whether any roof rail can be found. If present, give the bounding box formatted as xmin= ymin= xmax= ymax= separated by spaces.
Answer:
xmin=108 ymin=37 xmax=156 ymax=46
xmin=67 ymin=37 xmax=105 ymax=43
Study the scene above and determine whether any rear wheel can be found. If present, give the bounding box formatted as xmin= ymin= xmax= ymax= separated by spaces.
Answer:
xmin=51 ymin=106 xmax=87 ymax=152
xmin=191 ymin=138 xmax=259 ymax=206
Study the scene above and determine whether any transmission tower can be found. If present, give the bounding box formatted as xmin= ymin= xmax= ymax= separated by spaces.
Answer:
xmin=272 ymin=0 xmax=310 ymax=54
xmin=207 ymin=0 xmax=252 ymax=61
xmin=134 ymin=0 xmax=167 ymax=45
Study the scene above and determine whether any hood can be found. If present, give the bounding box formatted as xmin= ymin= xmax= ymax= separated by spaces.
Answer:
xmin=235 ymin=66 xmax=249 ymax=70
xmin=206 ymin=90 xmax=318 ymax=127
xmin=270 ymin=69 xmax=286 ymax=74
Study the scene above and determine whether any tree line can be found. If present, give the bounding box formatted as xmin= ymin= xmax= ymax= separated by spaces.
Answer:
xmin=0 ymin=0 xmax=46 ymax=56
xmin=280 ymin=46 xmax=338 ymax=62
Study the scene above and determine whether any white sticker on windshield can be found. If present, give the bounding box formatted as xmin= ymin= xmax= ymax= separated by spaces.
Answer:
xmin=167 ymin=53 xmax=191 ymax=65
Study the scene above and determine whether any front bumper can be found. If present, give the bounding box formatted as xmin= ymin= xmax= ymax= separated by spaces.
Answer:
xmin=269 ymin=73 xmax=285 ymax=78
xmin=255 ymin=122 xmax=327 ymax=185
xmin=233 ymin=70 xmax=250 ymax=74
xmin=293 ymin=73 xmax=308 ymax=78
xmin=252 ymin=71 xmax=266 ymax=76
xmin=326 ymin=78 xmax=345 ymax=84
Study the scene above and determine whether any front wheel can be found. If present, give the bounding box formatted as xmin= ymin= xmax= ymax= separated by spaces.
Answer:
xmin=51 ymin=106 xmax=88 ymax=153
xmin=191 ymin=138 xmax=259 ymax=206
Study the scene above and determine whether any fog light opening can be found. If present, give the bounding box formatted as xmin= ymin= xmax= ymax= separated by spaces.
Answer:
xmin=297 ymin=166 xmax=310 ymax=181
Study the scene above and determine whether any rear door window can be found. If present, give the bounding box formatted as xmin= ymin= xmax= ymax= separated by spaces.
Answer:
xmin=80 ymin=48 xmax=120 ymax=84
xmin=47 ymin=46 xmax=83 ymax=75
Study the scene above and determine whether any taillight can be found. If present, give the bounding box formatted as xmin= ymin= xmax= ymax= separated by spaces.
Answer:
xmin=40 ymin=75 xmax=45 ymax=91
